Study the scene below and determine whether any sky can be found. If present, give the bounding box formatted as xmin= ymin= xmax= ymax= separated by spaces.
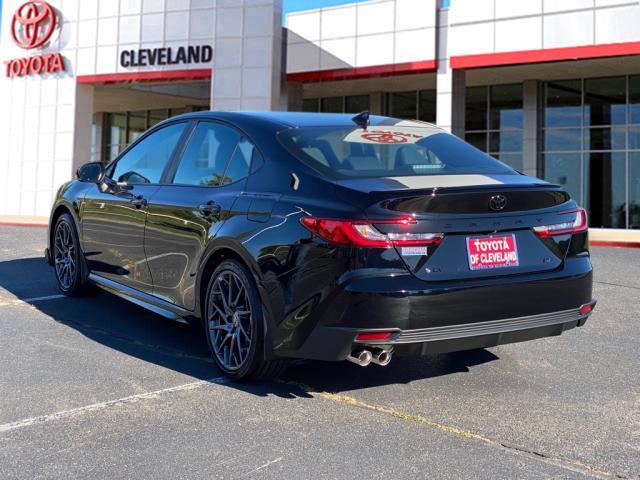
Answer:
xmin=282 ymin=0 xmax=370 ymax=16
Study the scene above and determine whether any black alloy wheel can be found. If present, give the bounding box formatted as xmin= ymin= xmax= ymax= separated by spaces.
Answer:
xmin=53 ymin=213 xmax=88 ymax=296
xmin=204 ymin=259 xmax=287 ymax=380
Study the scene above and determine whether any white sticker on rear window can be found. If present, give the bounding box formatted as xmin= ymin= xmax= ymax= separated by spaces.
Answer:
xmin=401 ymin=246 xmax=428 ymax=256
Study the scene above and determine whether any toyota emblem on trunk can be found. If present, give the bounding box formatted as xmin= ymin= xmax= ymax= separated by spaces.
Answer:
xmin=489 ymin=195 xmax=507 ymax=211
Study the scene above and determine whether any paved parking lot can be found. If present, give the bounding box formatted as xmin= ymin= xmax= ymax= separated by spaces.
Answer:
xmin=0 ymin=225 xmax=638 ymax=479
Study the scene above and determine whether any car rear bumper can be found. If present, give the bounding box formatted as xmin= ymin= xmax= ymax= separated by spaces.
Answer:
xmin=276 ymin=257 xmax=594 ymax=361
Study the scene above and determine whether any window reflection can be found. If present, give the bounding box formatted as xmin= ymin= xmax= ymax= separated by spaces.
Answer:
xmin=545 ymin=128 xmax=581 ymax=152
xmin=543 ymin=76 xmax=640 ymax=228
xmin=588 ymin=152 xmax=626 ymax=229
xmin=630 ymin=153 xmax=640 ymax=229
xmin=465 ymin=86 xmax=487 ymax=131
xmin=389 ymin=91 xmax=417 ymax=120
xmin=490 ymin=84 xmax=523 ymax=130
xmin=543 ymin=153 xmax=581 ymax=204
xmin=545 ymin=80 xmax=582 ymax=128
xmin=584 ymin=77 xmax=626 ymax=126
xmin=465 ymin=84 xmax=523 ymax=168
xmin=320 ymin=97 xmax=343 ymax=113
xmin=584 ymin=127 xmax=626 ymax=151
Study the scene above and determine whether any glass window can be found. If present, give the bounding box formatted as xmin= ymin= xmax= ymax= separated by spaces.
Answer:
xmin=320 ymin=97 xmax=343 ymax=113
xmin=110 ymin=123 xmax=187 ymax=184
xmin=128 ymin=111 xmax=147 ymax=143
xmin=465 ymin=132 xmax=487 ymax=152
xmin=629 ymin=76 xmax=640 ymax=124
xmin=303 ymin=98 xmax=320 ymax=112
xmin=345 ymin=95 xmax=370 ymax=113
xmin=489 ymin=131 xmax=523 ymax=153
xmin=584 ymin=127 xmax=626 ymax=151
xmin=465 ymin=86 xmax=487 ymax=131
xmin=630 ymin=153 xmax=640 ymax=229
xmin=149 ymin=109 xmax=169 ymax=128
xmin=490 ymin=84 xmax=523 ymax=130
xmin=544 ymin=153 xmax=582 ymax=205
xmin=108 ymin=112 xmax=127 ymax=148
xmin=494 ymin=153 xmax=522 ymax=172
xmin=584 ymin=77 xmax=626 ymax=127
xmin=418 ymin=90 xmax=436 ymax=123
xmin=173 ymin=122 xmax=240 ymax=186
xmin=389 ymin=91 xmax=417 ymax=119
xmin=545 ymin=80 xmax=582 ymax=128
xmin=587 ymin=152 xmax=626 ymax=228
xmin=223 ymin=138 xmax=254 ymax=185
xmin=629 ymin=126 xmax=640 ymax=150
xmin=544 ymin=128 xmax=581 ymax=152
xmin=278 ymin=125 xmax=516 ymax=179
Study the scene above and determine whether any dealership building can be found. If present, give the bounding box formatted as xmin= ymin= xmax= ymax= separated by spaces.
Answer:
xmin=1 ymin=0 xmax=639 ymax=234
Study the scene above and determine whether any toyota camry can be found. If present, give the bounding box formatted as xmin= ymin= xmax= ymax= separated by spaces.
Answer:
xmin=46 ymin=111 xmax=595 ymax=380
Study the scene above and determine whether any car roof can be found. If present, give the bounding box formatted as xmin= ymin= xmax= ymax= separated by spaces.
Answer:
xmin=167 ymin=111 xmax=444 ymax=130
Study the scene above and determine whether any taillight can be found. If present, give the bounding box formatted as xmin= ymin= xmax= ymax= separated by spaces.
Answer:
xmin=533 ymin=208 xmax=588 ymax=238
xmin=300 ymin=217 xmax=443 ymax=248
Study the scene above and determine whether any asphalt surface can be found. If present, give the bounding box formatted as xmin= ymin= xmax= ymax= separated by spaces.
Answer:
xmin=0 ymin=225 xmax=638 ymax=479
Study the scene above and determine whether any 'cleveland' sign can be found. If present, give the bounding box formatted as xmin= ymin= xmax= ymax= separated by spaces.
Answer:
xmin=120 ymin=45 xmax=213 ymax=68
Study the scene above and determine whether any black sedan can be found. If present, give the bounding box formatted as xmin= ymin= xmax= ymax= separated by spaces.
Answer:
xmin=46 ymin=111 xmax=595 ymax=380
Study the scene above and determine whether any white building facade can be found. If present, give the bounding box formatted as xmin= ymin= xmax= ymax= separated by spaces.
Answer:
xmin=1 ymin=0 xmax=640 ymax=231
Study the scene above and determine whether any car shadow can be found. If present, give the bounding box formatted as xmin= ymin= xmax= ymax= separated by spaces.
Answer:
xmin=0 ymin=257 xmax=499 ymax=399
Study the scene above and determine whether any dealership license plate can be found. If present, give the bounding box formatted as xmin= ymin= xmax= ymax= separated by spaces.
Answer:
xmin=466 ymin=234 xmax=519 ymax=270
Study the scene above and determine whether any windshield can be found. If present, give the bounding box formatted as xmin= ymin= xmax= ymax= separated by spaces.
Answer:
xmin=277 ymin=125 xmax=516 ymax=179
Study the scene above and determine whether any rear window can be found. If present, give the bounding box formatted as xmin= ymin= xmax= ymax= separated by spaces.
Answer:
xmin=277 ymin=125 xmax=516 ymax=179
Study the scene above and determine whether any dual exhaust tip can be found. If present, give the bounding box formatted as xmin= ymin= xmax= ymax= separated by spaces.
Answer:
xmin=347 ymin=348 xmax=392 ymax=367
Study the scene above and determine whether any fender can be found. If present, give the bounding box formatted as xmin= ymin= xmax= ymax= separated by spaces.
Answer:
xmin=195 ymin=236 xmax=278 ymax=359
xmin=47 ymin=183 xmax=86 ymax=264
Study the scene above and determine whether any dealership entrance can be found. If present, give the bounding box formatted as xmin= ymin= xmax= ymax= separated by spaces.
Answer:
xmin=90 ymin=80 xmax=211 ymax=164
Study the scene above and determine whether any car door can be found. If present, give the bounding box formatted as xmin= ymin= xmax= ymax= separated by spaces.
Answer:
xmin=144 ymin=120 xmax=259 ymax=309
xmin=80 ymin=121 xmax=189 ymax=293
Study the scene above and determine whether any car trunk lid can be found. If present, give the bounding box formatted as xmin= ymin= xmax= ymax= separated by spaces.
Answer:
xmin=334 ymin=174 xmax=573 ymax=282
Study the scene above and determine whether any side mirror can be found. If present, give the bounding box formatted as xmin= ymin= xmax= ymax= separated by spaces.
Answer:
xmin=77 ymin=162 xmax=105 ymax=184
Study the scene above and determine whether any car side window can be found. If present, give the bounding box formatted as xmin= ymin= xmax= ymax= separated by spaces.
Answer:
xmin=173 ymin=122 xmax=241 ymax=186
xmin=223 ymin=137 xmax=253 ymax=185
xmin=110 ymin=123 xmax=187 ymax=184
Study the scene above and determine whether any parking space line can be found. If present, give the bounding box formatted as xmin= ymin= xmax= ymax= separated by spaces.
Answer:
xmin=22 ymin=294 xmax=66 ymax=302
xmin=0 ymin=377 xmax=228 ymax=434
xmin=0 ymin=294 xmax=65 ymax=307
xmin=282 ymin=380 xmax=624 ymax=480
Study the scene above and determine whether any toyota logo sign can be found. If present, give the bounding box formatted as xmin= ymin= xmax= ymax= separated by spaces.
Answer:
xmin=11 ymin=1 xmax=57 ymax=50
xmin=489 ymin=195 xmax=507 ymax=212
xmin=4 ymin=0 xmax=66 ymax=78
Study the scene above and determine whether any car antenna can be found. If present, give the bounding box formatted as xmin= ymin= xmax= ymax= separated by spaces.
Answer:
xmin=351 ymin=111 xmax=370 ymax=130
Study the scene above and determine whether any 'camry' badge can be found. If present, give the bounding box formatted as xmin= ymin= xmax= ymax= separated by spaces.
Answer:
xmin=489 ymin=195 xmax=507 ymax=212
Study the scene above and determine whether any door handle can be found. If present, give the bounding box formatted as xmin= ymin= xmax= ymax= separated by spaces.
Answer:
xmin=198 ymin=201 xmax=221 ymax=218
xmin=131 ymin=195 xmax=147 ymax=209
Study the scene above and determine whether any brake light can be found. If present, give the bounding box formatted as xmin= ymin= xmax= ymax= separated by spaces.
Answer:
xmin=533 ymin=208 xmax=588 ymax=238
xmin=300 ymin=217 xmax=443 ymax=248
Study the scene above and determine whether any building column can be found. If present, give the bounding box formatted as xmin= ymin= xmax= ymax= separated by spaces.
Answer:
xmin=211 ymin=0 xmax=283 ymax=111
xmin=522 ymin=80 xmax=539 ymax=178
xmin=73 ymin=84 xmax=95 ymax=173
xmin=435 ymin=7 xmax=465 ymax=136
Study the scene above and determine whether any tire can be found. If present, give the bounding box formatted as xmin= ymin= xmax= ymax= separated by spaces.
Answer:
xmin=52 ymin=213 xmax=90 ymax=296
xmin=203 ymin=259 xmax=288 ymax=381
